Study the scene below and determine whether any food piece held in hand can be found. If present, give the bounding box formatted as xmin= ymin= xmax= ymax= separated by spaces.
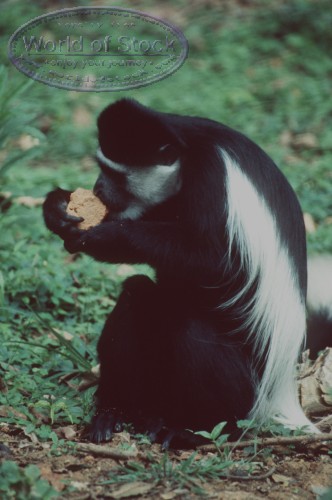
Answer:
xmin=66 ymin=188 xmax=108 ymax=230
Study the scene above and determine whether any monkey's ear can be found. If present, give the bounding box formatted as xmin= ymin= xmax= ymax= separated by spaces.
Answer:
xmin=158 ymin=144 xmax=179 ymax=165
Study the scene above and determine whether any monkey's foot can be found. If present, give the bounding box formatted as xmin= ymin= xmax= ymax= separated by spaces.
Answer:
xmin=88 ymin=408 xmax=127 ymax=444
xmin=87 ymin=409 xmax=207 ymax=449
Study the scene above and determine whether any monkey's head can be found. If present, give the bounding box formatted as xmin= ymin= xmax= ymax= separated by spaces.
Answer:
xmin=94 ymin=99 xmax=184 ymax=220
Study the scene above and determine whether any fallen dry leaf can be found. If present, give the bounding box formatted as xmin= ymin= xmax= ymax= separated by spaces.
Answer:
xmin=299 ymin=348 xmax=332 ymax=415
xmin=272 ymin=473 xmax=291 ymax=485
xmin=303 ymin=212 xmax=316 ymax=234
xmin=15 ymin=196 xmax=44 ymax=207
xmin=17 ymin=134 xmax=40 ymax=150
xmin=111 ymin=481 xmax=154 ymax=499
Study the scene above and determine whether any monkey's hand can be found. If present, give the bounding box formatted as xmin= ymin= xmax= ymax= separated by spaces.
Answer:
xmin=43 ymin=188 xmax=85 ymax=252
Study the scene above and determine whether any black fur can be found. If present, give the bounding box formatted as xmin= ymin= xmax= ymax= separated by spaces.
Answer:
xmin=307 ymin=310 xmax=332 ymax=358
xmin=43 ymin=99 xmax=308 ymax=447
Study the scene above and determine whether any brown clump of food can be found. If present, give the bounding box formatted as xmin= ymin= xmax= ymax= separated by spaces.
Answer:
xmin=66 ymin=188 xmax=108 ymax=230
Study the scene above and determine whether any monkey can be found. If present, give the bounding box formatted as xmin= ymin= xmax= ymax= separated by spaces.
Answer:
xmin=43 ymin=98 xmax=317 ymax=447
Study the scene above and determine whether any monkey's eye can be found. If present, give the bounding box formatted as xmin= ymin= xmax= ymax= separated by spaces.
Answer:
xmin=158 ymin=144 xmax=178 ymax=166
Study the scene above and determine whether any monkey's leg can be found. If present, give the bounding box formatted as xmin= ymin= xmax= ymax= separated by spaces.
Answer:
xmin=88 ymin=274 xmax=162 ymax=443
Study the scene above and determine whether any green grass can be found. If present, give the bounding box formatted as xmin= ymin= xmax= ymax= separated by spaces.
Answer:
xmin=0 ymin=460 xmax=58 ymax=500
xmin=0 ymin=0 xmax=331 ymax=484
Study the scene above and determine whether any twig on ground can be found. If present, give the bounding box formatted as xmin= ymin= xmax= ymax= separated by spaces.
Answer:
xmin=75 ymin=442 xmax=138 ymax=460
xmin=199 ymin=432 xmax=332 ymax=453
xmin=223 ymin=466 xmax=276 ymax=481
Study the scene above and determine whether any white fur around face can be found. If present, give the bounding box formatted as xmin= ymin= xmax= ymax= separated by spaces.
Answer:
xmin=221 ymin=148 xmax=317 ymax=432
xmin=126 ymin=162 xmax=182 ymax=206
xmin=96 ymin=148 xmax=182 ymax=218
xmin=96 ymin=148 xmax=128 ymax=173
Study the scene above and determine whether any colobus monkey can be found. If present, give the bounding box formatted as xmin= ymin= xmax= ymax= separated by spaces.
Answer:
xmin=43 ymin=98 xmax=317 ymax=447
xmin=307 ymin=255 xmax=332 ymax=358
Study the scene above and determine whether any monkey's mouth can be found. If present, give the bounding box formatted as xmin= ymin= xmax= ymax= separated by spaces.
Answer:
xmin=93 ymin=183 xmax=138 ymax=217
xmin=92 ymin=189 xmax=107 ymax=207
xmin=93 ymin=189 xmax=122 ymax=213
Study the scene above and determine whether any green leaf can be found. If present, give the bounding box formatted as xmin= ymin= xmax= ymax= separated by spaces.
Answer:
xmin=210 ymin=422 xmax=228 ymax=441
xmin=194 ymin=430 xmax=212 ymax=440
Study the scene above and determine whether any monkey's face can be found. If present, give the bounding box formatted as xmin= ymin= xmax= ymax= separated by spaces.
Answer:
xmin=94 ymin=147 xmax=182 ymax=220
xmin=94 ymin=99 xmax=183 ymax=220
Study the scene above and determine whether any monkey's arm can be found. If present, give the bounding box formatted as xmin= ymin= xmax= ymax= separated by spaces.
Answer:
xmin=43 ymin=188 xmax=218 ymax=277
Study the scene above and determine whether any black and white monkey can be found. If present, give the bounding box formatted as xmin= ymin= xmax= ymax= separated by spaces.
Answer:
xmin=43 ymin=98 xmax=317 ymax=446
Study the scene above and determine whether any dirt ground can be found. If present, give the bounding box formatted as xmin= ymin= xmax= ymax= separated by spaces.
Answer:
xmin=1 ymin=422 xmax=331 ymax=499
